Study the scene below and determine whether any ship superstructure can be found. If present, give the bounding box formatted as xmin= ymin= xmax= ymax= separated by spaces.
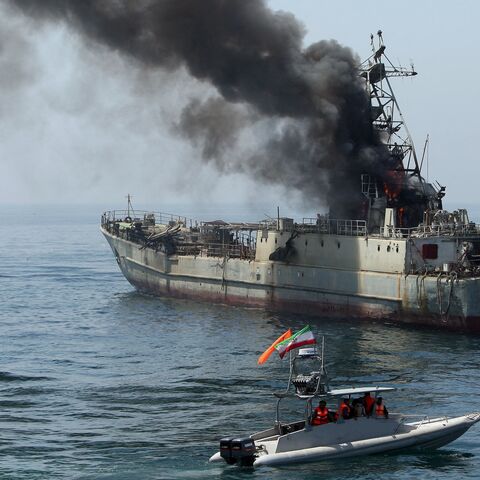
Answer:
xmin=101 ymin=34 xmax=480 ymax=333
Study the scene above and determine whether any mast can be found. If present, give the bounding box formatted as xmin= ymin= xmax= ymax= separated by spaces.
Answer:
xmin=361 ymin=30 xmax=421 ymax=183
xmin=359 ymin=31 xmax=443 ymax=230
xmin=126 ymin=193 xmax=135 ymax=219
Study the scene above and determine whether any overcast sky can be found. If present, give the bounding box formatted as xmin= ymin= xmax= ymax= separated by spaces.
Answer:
xmin=1 ymin=0 xmax=478 ymax=218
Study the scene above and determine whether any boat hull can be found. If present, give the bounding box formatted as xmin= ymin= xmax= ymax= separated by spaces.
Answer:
xmin=254 ymin=414 xmax=480 ymax=466
xmin=209 ymin=413 xmax=480 ymax=467
xmin=102 ymin=228 xmax=480 ymax=333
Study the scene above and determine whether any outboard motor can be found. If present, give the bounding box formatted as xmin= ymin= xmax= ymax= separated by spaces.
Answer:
xmin=219 ymin=437 xmax=237 ymax=465
xmin=219 ymin=437 xmax=256 ymax=466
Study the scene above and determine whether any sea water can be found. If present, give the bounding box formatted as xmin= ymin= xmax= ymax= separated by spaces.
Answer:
xmin=0 ymin=205 xmax=479 ymax=479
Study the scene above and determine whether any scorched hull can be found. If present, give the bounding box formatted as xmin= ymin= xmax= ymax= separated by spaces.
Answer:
xmin=102 ymin=228 xmax=480 ymax=333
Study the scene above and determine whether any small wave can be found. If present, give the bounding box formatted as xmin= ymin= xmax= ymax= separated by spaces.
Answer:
xmin=0 ymin=371 xmax=52 ymax=382
xmin=0 ymin=399 xmax=37 ymax=408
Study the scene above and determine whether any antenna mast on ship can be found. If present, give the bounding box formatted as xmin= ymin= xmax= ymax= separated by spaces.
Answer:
xmin=361 ymin=30 xmax=421 ymax=182
xmin=126 ymin=193 xmax=135 ymax=219
xmin=359 ymin=31 xmax=445 ymax=230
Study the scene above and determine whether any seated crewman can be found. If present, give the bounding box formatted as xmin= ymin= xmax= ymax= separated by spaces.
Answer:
xmin=375 ymin=397 xmax=389 ymax=418
xmin=312 ymin=400 xmax=330 ymax=426
xmin=352 ymin=398 xmax=365 ymax=419
xmin=337 ymin=397 xmax=351 ymax=422
xmin=363 ymin=392 xmax=375 ymax=416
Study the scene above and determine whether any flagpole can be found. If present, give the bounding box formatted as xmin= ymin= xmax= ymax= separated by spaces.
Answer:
xmin=287 ymin=350 xmax=293 ymax=391
xmin=321 ymin=335 xmax=325 ymax=379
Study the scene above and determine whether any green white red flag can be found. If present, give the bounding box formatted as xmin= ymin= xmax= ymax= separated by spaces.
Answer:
xmin=274 ymin=325 xmax=316 ymax=359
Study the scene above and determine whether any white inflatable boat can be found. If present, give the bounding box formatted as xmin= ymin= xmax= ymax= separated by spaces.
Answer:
xmin=209 ymin=343 xmax=480 ymax=468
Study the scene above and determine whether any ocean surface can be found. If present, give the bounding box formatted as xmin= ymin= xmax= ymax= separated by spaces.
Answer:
xmin=1 ymin=205 xmax=479 ymax=480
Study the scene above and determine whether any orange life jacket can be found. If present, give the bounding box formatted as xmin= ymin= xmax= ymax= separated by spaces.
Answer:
xmin=312 ymin=406 xmax=329 ymax=425
xmin=337 ymin=402 xmax=351 ymax=419
xmin=375 ymin=404 xmax=386 ymax=416
xmin=363 ymin=396 xmax=375 ymax=415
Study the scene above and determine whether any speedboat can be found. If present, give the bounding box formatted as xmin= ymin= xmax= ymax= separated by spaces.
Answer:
xmin=209 ymin=339 xmax=480 ymax=468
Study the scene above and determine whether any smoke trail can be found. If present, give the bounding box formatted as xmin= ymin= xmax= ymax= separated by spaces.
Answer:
xmin=9 ymin=0 xmax=389 ymax=216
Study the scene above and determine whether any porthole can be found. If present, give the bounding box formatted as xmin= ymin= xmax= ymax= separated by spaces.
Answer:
xmin=387 ymin=245 xmax=391 ymax=252
xmin=321 ymin=240 xmax=324 ymax=247
xmin=377 ymin=245 xmax=380 ymax=252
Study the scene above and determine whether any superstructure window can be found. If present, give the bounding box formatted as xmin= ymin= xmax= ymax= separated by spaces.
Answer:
xmin=422 ymin=244 xmax=438 ymax=259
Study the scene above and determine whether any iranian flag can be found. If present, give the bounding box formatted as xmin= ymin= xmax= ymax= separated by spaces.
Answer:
xmin=274 ymin=325 xmax=316 ymax=359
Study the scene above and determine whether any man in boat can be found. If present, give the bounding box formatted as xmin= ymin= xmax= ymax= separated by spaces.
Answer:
xmin=336 ymin=398 xmax=351 ymax=422
xmin=375 ymin=397 xmax=389 ymax=418
xmin=352 ymin=398 xmax=365 ymax=419
xmin=363 ymin=392 xmax=375 ymax=416
xmin=311 ymin=400 xmax=330 ymax=426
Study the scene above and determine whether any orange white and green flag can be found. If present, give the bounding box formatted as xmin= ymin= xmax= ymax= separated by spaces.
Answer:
xmin=257 ymin=329 xmax=292 ymax=365
xmin=274 ymin=325 xmax=316 ymax=359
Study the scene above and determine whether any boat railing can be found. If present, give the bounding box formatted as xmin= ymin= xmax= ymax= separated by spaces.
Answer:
xmin=101 ymin=210 xmax=190 ymax=227
xmin=392 ymin=414 xmax=428 ymax=421
xmin=391 ymin=413 xmax=450 ymax=434
xmin=391 ymin=414 xmax=426 ymax=434
xmin=299 ymin=218 xmax=367 ymax=236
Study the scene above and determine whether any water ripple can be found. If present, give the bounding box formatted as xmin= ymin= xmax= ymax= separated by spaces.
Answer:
xmin=0 ymin=208 xmax=479 ymax=479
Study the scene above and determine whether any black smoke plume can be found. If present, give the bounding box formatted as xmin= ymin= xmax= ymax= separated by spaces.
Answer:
xmin=9 ymin=0 xmax=389 ymax=217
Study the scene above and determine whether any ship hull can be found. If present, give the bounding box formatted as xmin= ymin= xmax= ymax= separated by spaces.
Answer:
xmin=102 ymin=228 xmax=480 ymax=333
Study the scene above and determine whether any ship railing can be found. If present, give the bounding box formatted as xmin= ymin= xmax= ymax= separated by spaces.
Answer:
xmin=101 ymin=210 xmax=190 ymax=227
xmin=300 ymin=218 xmax=367 ymax=236
xmin=175 ymin=242 xmax=256 ymax=260
xmin=411 ymin=223 xmax=480 ymax=237
xmin=379 ymin=223 xmax=480 ymax=238
xmin=260 ymin=219 xmax=280 ymax=230
xmin=102 ymin=224 xmax=150 ymax=244
xmin=201 ymin=221 xmax=264 ymax=231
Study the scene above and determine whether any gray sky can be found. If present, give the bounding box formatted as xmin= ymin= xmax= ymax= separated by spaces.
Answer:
xmin=1 ymin=0 xmax=478 ymax=217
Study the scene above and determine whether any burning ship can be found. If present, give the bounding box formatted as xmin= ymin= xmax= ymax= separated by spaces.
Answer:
xmin=101 ymin=33 xmax=480 ymax=333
